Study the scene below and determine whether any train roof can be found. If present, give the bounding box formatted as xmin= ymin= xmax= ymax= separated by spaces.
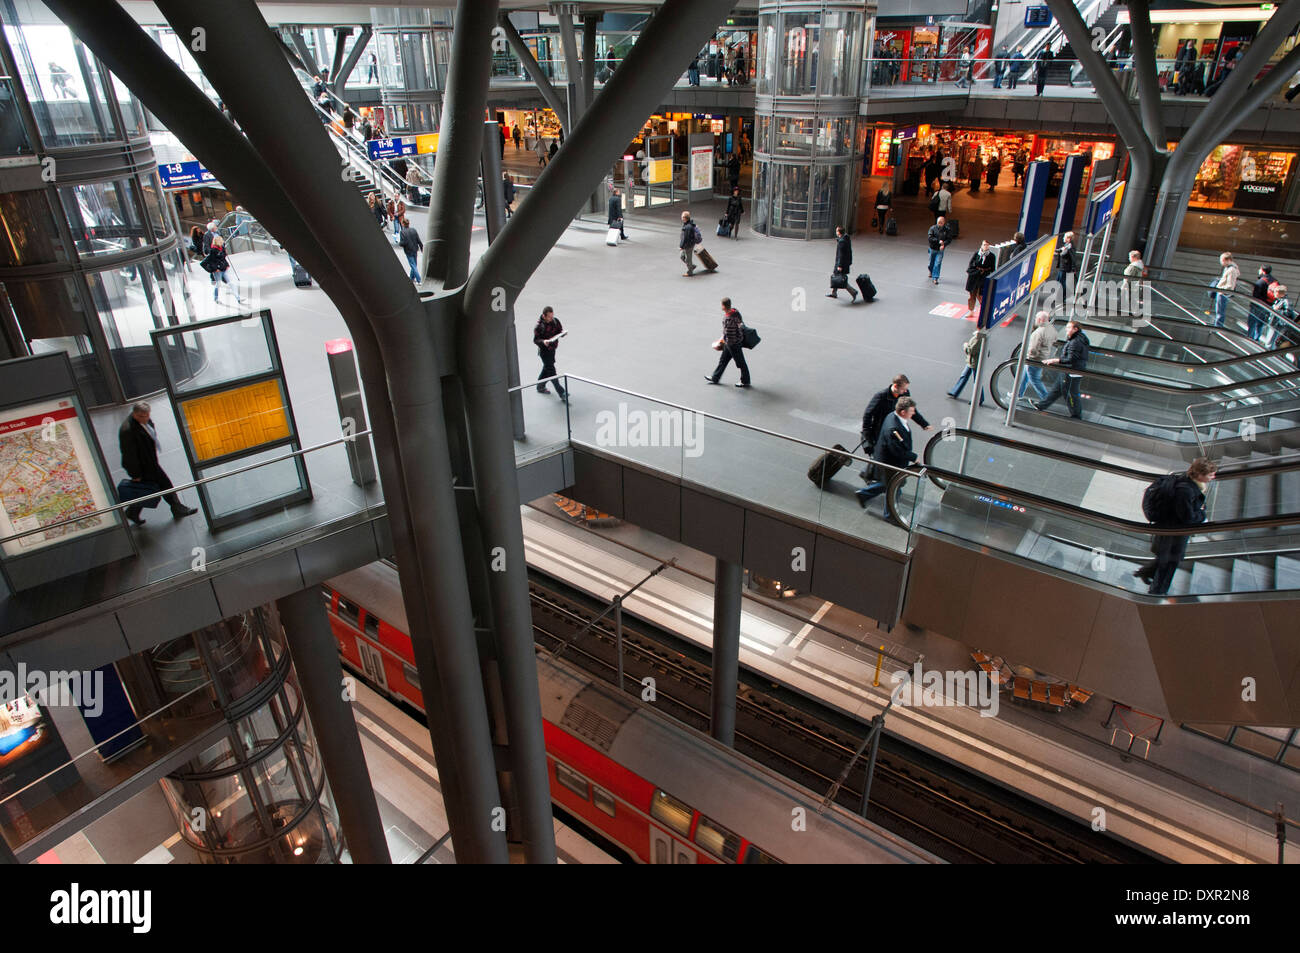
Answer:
xmin=329 ymin=561 xmax=409 ymax=633
xmin=539 ymin=654 xmax=938 ymax=865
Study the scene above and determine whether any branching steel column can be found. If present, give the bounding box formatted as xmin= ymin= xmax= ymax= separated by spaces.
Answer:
xmin=330 ymin=27 xmax=351 ymax=88
xmin=41 ymin=0 xmax=485 ymax=858
xmin=458 ymin=0 xmax=736 ymax=866
xmin=499 ymin=15 xmax=569 ymax=128
xmin=480 ymin=121 xmax=524 ymax=437
xmin=334 ymin=26 xmax=372 ymax=95
xmin=288 ymin=28 xmax=319 ymax=77
xmin=1148 ymin=36 xmax=1300 ymax=266
xmin=155 ymin=0 xmax=510 ymax=863
xmin=1127 ymin=0 xmax=1165 ymax=149
xmin=710 ymin=559 xmax=742 ymax=747
xmin=583 ymin=14 xmax=599 ymax=106
xmin=555 ymin=8 xmax=586 ymax=126
xmin=276 ymin=587 xmax=391 ymax=863
xmin=424 ymin=0 xmax=499 ymax=288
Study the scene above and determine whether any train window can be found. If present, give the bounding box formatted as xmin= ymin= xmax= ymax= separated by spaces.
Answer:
xmin=402 ymin=663 xmax=421 ymax=691
xmin=742 ymin=844 xmax=783 ymax=865
xmin=693 ymin=815 xmax=742 ymax=862
xmin=321 ymin=589 xmax=333 ymax=610
xmin=364 ymin=613 xmax=380 ymax=639
xmin=337 ymin=597 xmax=361 ymax=628
xmin=649 ymin=790 xmax=693 ymax=837
xmin=554 ymin=763 xmax=590 ymax=800
xmin=592 ymin=786 xmax=616 ymax=817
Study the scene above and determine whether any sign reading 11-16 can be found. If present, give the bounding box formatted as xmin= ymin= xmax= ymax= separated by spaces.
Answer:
xmin=367 ymin=137 xmax=418 ymax=160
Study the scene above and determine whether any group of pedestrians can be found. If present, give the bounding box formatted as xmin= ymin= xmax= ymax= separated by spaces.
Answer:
xmin=1212 ymin=252 xmax=1294 ymax=345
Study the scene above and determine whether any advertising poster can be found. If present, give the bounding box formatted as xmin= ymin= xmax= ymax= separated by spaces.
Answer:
xmin=0 ymin=397 xmax=113 ymax=557
xmin=0 ymin=694 xmax=72 ymax=800
xmin=690 ymin=145 xmax=713 ymax=192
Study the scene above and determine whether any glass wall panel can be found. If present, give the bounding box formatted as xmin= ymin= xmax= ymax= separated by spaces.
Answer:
xmin=811 ymin=164 xmax=844 ymax=233
xmin=753 ymin=160 xmax=770 ymax=235
xmin=757 ymin=18 xmax=777 ymax=95
xmin=0 ymin=78 xmax=33 ymax=155
xmin=5 ymin=275 xmax=110 ymax=403
xmin=818 ymin=12 xmax=861 ymax=96
xmin=815 ymin=117 xmax=853 ymax=157
xmin=755 ymin=115 xmax=772 ymax=154
xmin=111 ymin=75 xmax=145 ymax=138
xmin=0 ymin=190 xmax=69 ymax=266
xmin=773 ymin=117 xmax=813 ymax=156
xmin=376 ymin=32 xmax=405 ymax=89
xmin=779 ymin=15 xmax=817 ymax=95
xmin=433 ymin=31 xmax=452 ymax=90
xmin=59 ymin=178 xmax=148 ymax=257
xmin=773 ymin=164 xmax=811 ymax=237
xmin=4 ymin=18 xmax=121 ymax=146
xmin=139 ymin=170 xmax=169 ymax=241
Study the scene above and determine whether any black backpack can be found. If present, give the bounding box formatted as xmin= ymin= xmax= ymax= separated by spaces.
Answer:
xmin=1142 ymin=472 xmax=1183 ymax=524
xmin=928 ymin=192 xmax=941 ymax=213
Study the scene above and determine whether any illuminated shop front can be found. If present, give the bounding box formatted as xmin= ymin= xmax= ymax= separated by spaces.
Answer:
xmin=1185 ymin=144 xmax=1297 ymax=214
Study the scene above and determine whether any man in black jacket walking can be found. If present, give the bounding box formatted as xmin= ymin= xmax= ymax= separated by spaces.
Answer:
xmin=855 ymin=397 xmax=920 ymax=518
xmin=679 ymin=210 xmax=700 ymax=276
xmin=860 ymin=375 xmax=931 ymax=481
xmin=607 ymin=186 xmax=626 ymax=240
xmin=827 ymin=226 xmax=857 ymax=301
xmin=1034 ymin=320 xmax=1089 ymax=418
xmin=1134 ymin=458 xmax=1218 ymax=595
xmin=534 ymin=306 xmax=567 ymax=400
xmin=705 ymin=297 xmax=750 ymax=387
xmin=118 ymin=402 xmax=197 ymax=526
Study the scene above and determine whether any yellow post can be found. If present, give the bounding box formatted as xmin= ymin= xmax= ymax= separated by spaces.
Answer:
xmin=872 ymin=646 xmax=885 ymax=687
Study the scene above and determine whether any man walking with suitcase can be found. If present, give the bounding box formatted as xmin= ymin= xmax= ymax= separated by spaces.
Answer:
xmin=856 ymin=397 xmax=920 ymax=518
xmin=119 ymin=402 xmax=197 ymax=526
xmin=827 ymin=226 xmax=857 ymax=301
xmin=680 ymin=210 xmax=701 ymax=276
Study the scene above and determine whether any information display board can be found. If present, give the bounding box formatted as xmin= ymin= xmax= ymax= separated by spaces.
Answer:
xmin=367 ymin=134 xmax=439 ymax=161
xmin=0 ymin=397 xmax=114 ymax=557
xmin=648 ymin=157 xmax=673 ymax=185
xmin=158 ymin=160 xmax=217 ymax=189
xmin=980 ymin=233 xmax=1057 ymax=329
xmin=179 ymin=379 xmax=292 ymax=465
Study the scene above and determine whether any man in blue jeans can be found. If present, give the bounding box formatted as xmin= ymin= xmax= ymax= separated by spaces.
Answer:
xmin=927 ymin=217 xmax=949 ymax=284
xmin=398 ymin=216 xmax=422 ymax=284
xmin=1018 ymin=311 xmax=1054 ymax=401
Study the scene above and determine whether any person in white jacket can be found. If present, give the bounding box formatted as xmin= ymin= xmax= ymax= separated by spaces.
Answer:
xmin=1018 ymin=311 xmax=1056 ymax=401
xmin=1213 ymin=251 xmax=1240 ymax=328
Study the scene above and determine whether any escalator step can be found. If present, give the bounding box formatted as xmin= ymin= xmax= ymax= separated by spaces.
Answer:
xmin=1276 ymin=556 xmax=1300 ymax=591
xmin=1229 ymin=558 xmax=1272 ymax=593
xmin=1187 ymin=560 xmax=1232 ymax=595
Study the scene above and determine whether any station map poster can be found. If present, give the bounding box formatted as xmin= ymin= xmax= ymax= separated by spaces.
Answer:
xmin=690 ymin=145 xmax=713 ymax=192
xmin=0 ymin=397 xmax=113 ymax=557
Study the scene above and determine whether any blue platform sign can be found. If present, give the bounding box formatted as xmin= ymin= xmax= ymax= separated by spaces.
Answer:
xmin=979 ymin=233 xmax=1057 ymax=329
xmin=366 ymin=137 xmax=417 ymax=160
xmin=1052 ymin=154 xmax=1087 ymax=237
xmin=158 ymin=160 xmax=215 ymax=189
xmin=1017 ymin=160 xmax=1052 ymax=241
xmin=1083 ymin=180 xmax=1125 ymax=234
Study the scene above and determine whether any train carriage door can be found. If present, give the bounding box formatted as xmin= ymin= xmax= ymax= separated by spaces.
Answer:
xmin=356 ymin=631 xmax=389 ymax=693
xmin=675 ymin=844 xmax=696 ymax=864
xmin=648 ymin=828 xmax=696 ymax=864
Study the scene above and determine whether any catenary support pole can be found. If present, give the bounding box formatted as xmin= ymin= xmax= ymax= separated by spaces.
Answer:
xmin=276 ymin=587 xmax=391 ymax=864
xmin=479 ymin=120 xmax=525 ymax=437
xmin=424 ymin=0 xmax=500 ymax=288
xmin=151 ymin=0 xmax=510 ymax=863
xmin=710 ymin=558 xmax=743 ymax=747
xmin=499 ymin=15 xmax=569 ymax=129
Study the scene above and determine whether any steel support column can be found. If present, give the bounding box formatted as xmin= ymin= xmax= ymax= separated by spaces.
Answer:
xmin=582 ymin=13 xmax=603 ymax=214
xmin=710 ymin=559 xmax=743 ymax=747
xmin=330 ymin=27 xmax=352 ymax=88
xmin=555 ymin=8 xmax=586 ymax=131
xmin=276 ymin=587 xmax=391 ymax=864
xmin=149 ymin=0 xmax=508 ymax=863
xmin=459 ymin=0 xmax=737 ymax=865
xmin=423 ymin=0 xmax=499 ymax=288
xmin=1126 ymin=0 xmax=1164 ymax=150
xmin=479 ymin=121 xmax=525 ymax=438
xmin=288 ymin=29 xmax=319 ymax=78
xmin=334 ymin=26 xmax=372 ymax=96
xmin=1146 ymin=30 xmax=1300 ymax=267
xmin=499 ymin=15 xmax=570 ymax=128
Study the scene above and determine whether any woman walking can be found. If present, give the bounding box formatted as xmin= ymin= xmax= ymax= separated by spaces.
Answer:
xmin=201 ymin=235 xmax=241 ymax=304
xmin=965 ymin=240 xmax=996 ymax=314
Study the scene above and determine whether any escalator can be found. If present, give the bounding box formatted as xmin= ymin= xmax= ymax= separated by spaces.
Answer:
xmin=884 ymin=429 xmax=1300 ymax=597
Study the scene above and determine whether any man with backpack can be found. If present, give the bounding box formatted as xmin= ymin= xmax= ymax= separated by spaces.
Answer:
xmin=1135 ymin=458 xmax=1218 ymax=596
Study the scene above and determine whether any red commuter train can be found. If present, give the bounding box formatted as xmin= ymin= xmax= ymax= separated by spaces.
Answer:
xmin=325 ymin=561 xmax=936 ymax=864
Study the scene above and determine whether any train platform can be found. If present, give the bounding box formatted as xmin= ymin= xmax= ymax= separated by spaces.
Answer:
xmin=520 ymin=502 xmax=1297 ymax=864
xmin=31 ymin=678 xmax=617 ymax=865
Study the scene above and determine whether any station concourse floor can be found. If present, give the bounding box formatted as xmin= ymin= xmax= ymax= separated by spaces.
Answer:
xmin=16 ymin=185 xmax=1295 ymax=863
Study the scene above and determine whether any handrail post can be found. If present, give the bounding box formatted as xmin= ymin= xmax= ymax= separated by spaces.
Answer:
xmin=1007 ymin=289 xmax=1040 ymax=428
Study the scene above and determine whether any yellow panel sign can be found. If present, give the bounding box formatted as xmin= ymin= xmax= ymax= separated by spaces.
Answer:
xmin=648 ymin=157 xmax=673 ymax=184
xmin=1112 ymin=181 xmax=1125 ymax=213
xmin=1031 ymin=235 xmax=1058 ymax=292
xmin=415 ymin=133 xmax=439 ymax=155
xmin=181 ymin=379 xmax=291 ymax=463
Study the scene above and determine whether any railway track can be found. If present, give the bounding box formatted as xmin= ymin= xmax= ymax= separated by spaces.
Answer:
xmin=528 ymin=570 xmax=1161 ymax=864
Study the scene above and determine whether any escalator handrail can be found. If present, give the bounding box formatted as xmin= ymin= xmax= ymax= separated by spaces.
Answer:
xmin=893 ymin=450 xmax=1300 ymax=539
xmin=1029 ymin=321 xmax=1252 ymax=364
xmin=1099 ymin=263 xmax=1300 ymax=340
xmin=987 ymin=354 xmax=1300 ymax=401
xmin=922 ymin=427 xmax=1300 ymax=484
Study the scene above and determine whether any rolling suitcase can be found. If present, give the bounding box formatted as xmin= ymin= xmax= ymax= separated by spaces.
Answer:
xmin=806 ymin=440 xmax=863 ymax=490
xmin=606 ymin=227 xmax=620 ymax=246
xmin=855 ymin=273 xmax=877 ymax=302
xmin=885 ymin=217 xmax=898 ymax=236
xmin=946 ymin=218 xmax=960 ymax=239
xmin=290 ymin=257 xmax=312 ymax=287
xmin=717 ymin=217 xmax=732 ymax=237
xmin=696 ymin=246 xmax=718 ymax=272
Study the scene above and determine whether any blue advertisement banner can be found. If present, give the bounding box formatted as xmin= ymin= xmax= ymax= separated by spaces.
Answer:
xmin=158 ymin=161 xmax=216 ymax=189
xmin=1052 ymin=154 xmax=1087 ymax=237
xmin=366 ymin=137 xmax=417 ymax=160
xmin=1017 ymin=161 xmax=1051 ymax=242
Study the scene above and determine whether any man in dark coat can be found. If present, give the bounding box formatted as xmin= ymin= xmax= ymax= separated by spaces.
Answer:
xmin=118 ymin=402 xmax=197 ymax=525
xmin=827 ymin=226 xmax=857 ymax=301
xmin=1034 ymin=319 xmax=1090 ymax=418
xmin=860 ymin=374 xmax=931 ymax=481
xmin=1134 ymin=458 xmax=1217 ymax=595
xmin=855 ymin=396 xmax=921 ymax=518
xmin=533 ymin=306 xmax=567 ymax=400
xmin=679 ymin=210 xmax=700 ymax=275
xmin=607 ymin=186 xmax=626 ymax=239
xmin=1035 ymin=47 xmax=1052 ymax=96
